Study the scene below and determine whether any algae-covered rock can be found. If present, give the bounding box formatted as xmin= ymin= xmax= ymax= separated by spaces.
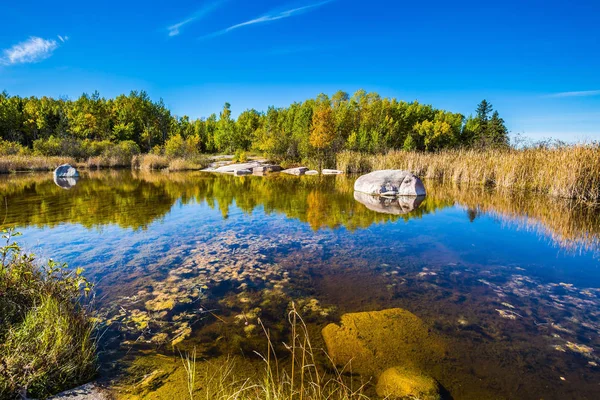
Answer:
xmin=321 ymin=308 xmax=445 ymax=376
xmin=376 ymin=366 xmax=441 ymax=400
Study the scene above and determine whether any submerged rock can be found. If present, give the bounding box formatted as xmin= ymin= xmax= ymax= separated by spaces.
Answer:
xmin=53 ymin=163 xmax=79 ymax=178
xmin=354 ymin=191 xmax=425 ymax=215
xmin=282 ymin=167 xmax=309 ymax=175
xmin=322 ymin=169 xmax=344 ymax=175
xmin=305 ymin=170 xmax=319 ymax=175
xmin=354 ymin=170 xmax=425 ymax=196
xmin=321 ymin=308 xmax=445 ymax=376
xmin=376 ymin=366 xmax=441 ymax=400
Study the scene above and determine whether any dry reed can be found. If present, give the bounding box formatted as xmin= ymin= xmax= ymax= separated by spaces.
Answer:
xmin=177 ymin=304 xmax=369 ymax=400
xmin=336 ymin=145 xmax=600 ymax=202
xmin=132 ymin=154 xmax=170 ymax=170
xmin=0 ymin=155 xmax=75 ymax=174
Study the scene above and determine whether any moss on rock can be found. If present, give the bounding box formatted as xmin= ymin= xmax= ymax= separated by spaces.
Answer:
xmin=376 ymin=366 xmax=441 ymax=400
xmin=321 ymin=308 xmax=445 ymax=376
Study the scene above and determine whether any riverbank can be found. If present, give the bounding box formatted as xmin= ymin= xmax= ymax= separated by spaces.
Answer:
xmin=0 ymin=230 xmax=96 ymax=398
xmin=337 ymin=145 xmax=600 ymax=202
xmin=3 ymin=144 xmax=600 ymax=203
xmin=0 ymin=154 xmax=211 ymax=174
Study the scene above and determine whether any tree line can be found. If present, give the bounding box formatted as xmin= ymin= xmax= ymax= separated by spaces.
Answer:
xmin=0 ymin=89 xmax=509 ymax=163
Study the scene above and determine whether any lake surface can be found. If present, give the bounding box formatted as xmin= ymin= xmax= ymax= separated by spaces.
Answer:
xmin=2 ymin=170 xmax=600 ymax=399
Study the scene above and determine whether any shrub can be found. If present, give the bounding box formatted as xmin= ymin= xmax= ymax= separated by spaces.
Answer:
xmin=233 ymin=149 xmax=248 ymax=163
xmin=0 ymin=229 xmax=96 ymax=398
xmin=165 ymin=135 xmax=200 ymax=159
xmin=81 ymin=140 xmax=113 ymax=157
xmin=0 ymin=140 xmax=28 ymax=156
xmin=101 ymin=140 xmax=140 ymax=167
xmin=33 ymin=136 xmax=86 ymax=159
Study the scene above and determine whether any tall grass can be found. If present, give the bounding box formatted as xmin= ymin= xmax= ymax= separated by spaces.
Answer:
xmin=337 ymin=145 xmax=600 ymax=202
xmin=0 ymin=229 xmax=96 ymax=398
xmin=0 ymin=155 xmax=75 ymax=174
xmin=132 ymin=154 xmax=170 ymax=170
xmin=168 ymin=157 xmax=208 ymax=172
xmin=178 ymin=304 xmax=368 ymax=400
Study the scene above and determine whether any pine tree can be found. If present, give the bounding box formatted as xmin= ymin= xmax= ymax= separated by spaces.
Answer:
xmin=488 ymin=111 xmax=509 ymax=147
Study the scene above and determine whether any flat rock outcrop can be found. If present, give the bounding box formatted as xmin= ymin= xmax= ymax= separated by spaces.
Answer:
xmin=214 ymin=162 xmax=262 ymax=173
xmin=252 ymin=164 xmax=282 ymax=173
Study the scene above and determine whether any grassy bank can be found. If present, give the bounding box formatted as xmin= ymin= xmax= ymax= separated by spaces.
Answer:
xmin=337 ymin=145 xmax=600 ymax=202
xmin=0 ymin=155 xmax=76 ymax=174
xmin=0 ymin=154 xmax=209 ymax=174
xmin=0 ymin=229 xmax=96 ymax=399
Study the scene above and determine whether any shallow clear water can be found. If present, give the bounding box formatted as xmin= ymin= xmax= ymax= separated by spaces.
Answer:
xmin=1 ymin=170 xmax=599 ymax=399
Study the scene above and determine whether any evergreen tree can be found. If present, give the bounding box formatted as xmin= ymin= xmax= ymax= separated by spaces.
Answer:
xmin=488 ymin=111 xmax=509 ymax=147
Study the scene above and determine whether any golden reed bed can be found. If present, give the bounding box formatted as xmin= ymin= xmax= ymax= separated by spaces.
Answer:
xmin=336 ymin=145 xmax=600 ymax=203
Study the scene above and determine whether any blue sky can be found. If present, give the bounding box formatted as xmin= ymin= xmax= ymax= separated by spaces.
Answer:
xmin=1 ymin=0 xmax=599 ymax=141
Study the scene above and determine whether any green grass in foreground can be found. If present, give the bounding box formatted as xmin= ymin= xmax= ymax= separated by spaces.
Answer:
xmin=0 ymin=229 xmax=96 ymax=399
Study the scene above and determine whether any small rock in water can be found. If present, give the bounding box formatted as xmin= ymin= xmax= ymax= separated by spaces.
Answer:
xmin=281 ymin=167 xmax=309 ymax=175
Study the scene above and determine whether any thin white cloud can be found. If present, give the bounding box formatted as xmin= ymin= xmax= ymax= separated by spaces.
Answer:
xmin=57 ymin=35 xmax=69 ymax=43
xmin=545 ymin=90 xmax=600 ymax=98
xmin=168 ymin=0 xmax=228 ymax=37
xmin=200 ymin=0 xmax=335 ymax=40
xmin=1 ymin=36 xmax=64 ymax=66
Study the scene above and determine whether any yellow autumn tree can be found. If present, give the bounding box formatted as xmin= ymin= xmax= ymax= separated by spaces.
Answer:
xmin=309 ymin=104 xmax=336 ymax=169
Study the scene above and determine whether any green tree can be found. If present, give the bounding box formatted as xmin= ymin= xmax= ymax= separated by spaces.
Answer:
xmin=214 ymin=103 xmax=236 ymax=152
xmin=310 ymin=103 xmax=336 ymax=169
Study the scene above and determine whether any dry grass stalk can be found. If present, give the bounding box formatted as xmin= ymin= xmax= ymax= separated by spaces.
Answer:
xmin=336 ymin=145 xmax=600 ymax=202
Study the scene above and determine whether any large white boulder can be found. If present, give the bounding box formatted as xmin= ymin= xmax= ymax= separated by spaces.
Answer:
xmin=354 ymin=170 xmax=425 ymax=196
xmin=53 ymin=164 xmax=79 ymax=178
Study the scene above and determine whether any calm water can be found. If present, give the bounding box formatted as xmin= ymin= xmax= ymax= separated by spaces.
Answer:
xmin=2 ymin=170 xmax=600 ymax=399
